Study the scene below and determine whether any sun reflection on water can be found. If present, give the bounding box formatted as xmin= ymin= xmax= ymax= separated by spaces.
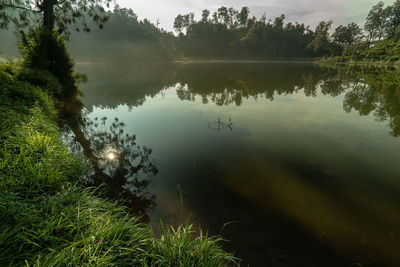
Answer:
xmin=107 ymin=152 xmax=115 ymax=160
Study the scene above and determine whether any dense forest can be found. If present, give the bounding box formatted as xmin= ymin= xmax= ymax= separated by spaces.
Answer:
xmin=1 ymin=1 xmax=400 ymax=61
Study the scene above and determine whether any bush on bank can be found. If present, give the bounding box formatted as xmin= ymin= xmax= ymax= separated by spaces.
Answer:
xmin=322 ymin=38 xmax=400 ymax=66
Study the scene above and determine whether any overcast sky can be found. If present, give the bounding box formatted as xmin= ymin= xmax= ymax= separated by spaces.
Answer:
xmin=117 ymin=0 xmax=393 ymax=31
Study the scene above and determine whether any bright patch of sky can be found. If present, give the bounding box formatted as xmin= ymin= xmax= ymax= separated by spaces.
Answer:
xmin=117 ymin=0 xmax=394 ymax=31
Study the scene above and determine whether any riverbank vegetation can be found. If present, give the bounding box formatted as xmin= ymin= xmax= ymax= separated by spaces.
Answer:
xmin=320 ymin=0 xmax=400 ymax=65
xmin=0 ymin=24 xmax=238 ymax=265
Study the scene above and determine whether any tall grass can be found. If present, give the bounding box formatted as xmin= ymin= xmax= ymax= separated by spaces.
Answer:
xmin=149 ymin=224 xmax=238 ymax=266
xmin=0 ymin=64 xmax=238 ymax=266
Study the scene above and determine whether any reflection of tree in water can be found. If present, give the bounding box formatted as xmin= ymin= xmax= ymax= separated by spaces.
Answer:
xmin=76 ymin=62 xmax=177 ymax=110
xmin=59 ymin=95 xmax=157 ymax=220
xmin=172 ymin=63 xmax=400 ymax=138
xmin=83 ymin=117 xmax=157 ymax=212
xmin=173 ymin=63 xmax=337 ymax=106
xmin=321 ymin=66 xmax=400 ymax=137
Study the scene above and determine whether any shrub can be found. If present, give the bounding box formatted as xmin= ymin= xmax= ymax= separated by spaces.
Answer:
xmin=19 ymin=28 xmax=76 ymax=97
xmin=0 ymin=67 xmax=54 ymax=116
xmin=17 ymin=68 xmax=62 ymax=96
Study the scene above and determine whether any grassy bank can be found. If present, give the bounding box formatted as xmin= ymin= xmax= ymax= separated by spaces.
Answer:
xmin=0 ymin=62 xmax=237 ymax=266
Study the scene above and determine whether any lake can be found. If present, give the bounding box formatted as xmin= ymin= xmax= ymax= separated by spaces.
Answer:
xmin=67 ymin=62 xmax=400 ymax=266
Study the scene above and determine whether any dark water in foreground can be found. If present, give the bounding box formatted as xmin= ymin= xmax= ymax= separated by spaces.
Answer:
xmin=68 ymin=62 xmax=400 ymax=266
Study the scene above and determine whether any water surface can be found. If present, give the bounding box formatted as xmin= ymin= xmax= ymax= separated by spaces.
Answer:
xmin=70 ymin=62 xmax=400 ymax=266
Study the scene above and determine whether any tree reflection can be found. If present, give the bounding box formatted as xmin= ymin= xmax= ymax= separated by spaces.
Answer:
xmin=171 ymin=63 xmax=400 ymax=138
xmin=59 ymin=94 xmax=157 ymax=220
xmin=320 ymin=66 xmax=400 ymax=137
xmin=82 ymin=117 xmax=157 ymax=211
xmin=172 ymin=63 xmax=337 ymax=105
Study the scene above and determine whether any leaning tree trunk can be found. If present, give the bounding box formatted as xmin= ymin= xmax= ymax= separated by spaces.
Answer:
xmin=42 ymin=0 xmax=55 ymax=30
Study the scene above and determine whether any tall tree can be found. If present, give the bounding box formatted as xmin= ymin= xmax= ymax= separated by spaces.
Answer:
xmin=273 ymin=14 xmax=285 ymax=29
xmin=173 ymin=14 xmax=185 ymax=33
xmin=333 ymin=22 xmax=362 ymax=48
xmin=173 ymin=12 xmax=194 ymax=33
xmin=307 ymin=21 xmax=333 ymax=57
xmin=384 ymin=0 xmax=400 ymax=38
xmin=201 ymin=9 xmax=210 ymax=23
xmin=364 ymin=1 xmax=386 ymax=42
xmin=238 ymin=7 xmax=249 ymax=27
xmin=0 ymin=0 xmax=111 ymax=34
xmin=217 ymin=6 xmax=231 ymax=26
xmin=228 ymin=7 xmax=238 ymax=28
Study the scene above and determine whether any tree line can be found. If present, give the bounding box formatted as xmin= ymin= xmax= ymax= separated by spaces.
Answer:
xmin=170 ymin=1 xmax=400 ymax=59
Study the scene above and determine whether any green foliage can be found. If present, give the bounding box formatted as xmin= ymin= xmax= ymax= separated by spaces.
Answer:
xmin=341 ymin=41 xmax=370 ymax=59
xmin=0 ymin=63 xmax=54 ymax=116
xmin=332 ymin=23 xmax=362 ymax=50
xmin=174 ymin=13 xmax=195 ymax=33
xmin=18 ymin=68 xmax=63 ymax=95
xmin=0 ymin=109 xmax=83 ymax=195
xmin=0 ymin=66 xmax=78 ymax=195
xmin=19 ymin=28 xmax=76 ymax=97
xmin=365 ymin=1 xmax=387 ymax=42
xmin=383 ymin=0 xmax=400 ymax=38
xmin=238 ymin=7 xmax=250 ymax=27
xmin=148 ymin=224 xmax=237 ymax=266
xmin=361 ymin=38 xmax=400 ymax=61
xmin=336 ymin=38 xmax=400 ymax=62
xmin=171 ymin=1 xmax=400 ymax=60
xmin=0 ymin=186 xmax=149 ymax=266
xmin=324 ymin=1 xmax=400 ymax=63
xmin=307 ymin=21 xmax=333 ymax=57
xmin=184 ymin=21 xmax=236 ymax=57
xmin=0 ymin=0 xmax=111 ymax=34
xmin=362 ymin=0 xmax=400 ymax=42
xmin=174 ymin=6 xmax=316 ymax=59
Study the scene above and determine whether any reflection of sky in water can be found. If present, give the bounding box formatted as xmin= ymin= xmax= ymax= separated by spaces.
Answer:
xmin=76 ymin=63 xmax=400 ymax=266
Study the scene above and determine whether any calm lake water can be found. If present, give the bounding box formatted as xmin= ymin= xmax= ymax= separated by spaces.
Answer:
xmin=69 ymin=62 xmax=400 ymax=266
